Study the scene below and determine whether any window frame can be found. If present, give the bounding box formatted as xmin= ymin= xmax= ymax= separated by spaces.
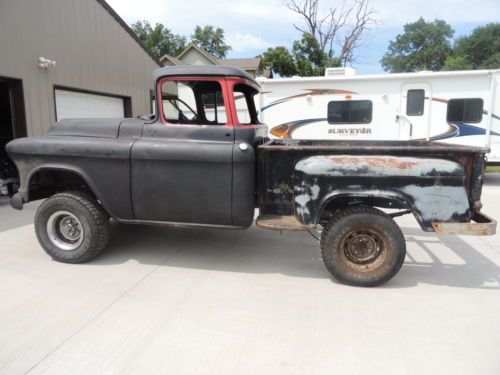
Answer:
xmin=227 ymin=78 xmax=261 ymax=126
xmin=406 ymin=89 xmax=425 ymax=116
xmin=232 ymin=84 xmax=258 ymax=125
xmin=327 ymin=100 xmax=373 ymax=125
xmin=157 ymin=76 xmax=232 ymax=126
xmin=446 ymin=98 xmax=484 ymax=124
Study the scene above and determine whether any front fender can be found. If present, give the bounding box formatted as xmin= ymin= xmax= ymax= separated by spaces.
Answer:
xmin=7 ymin=136 xmax=135 ymax=220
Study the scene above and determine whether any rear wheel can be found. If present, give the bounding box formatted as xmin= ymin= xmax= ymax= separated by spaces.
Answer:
xmin=35 ymin=191 xmax=110 ymax=263
xmin=320 ymin=206 xmax=406 ymax=287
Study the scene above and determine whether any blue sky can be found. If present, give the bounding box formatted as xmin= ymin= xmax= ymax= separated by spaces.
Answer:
xmin=107 ymin=0 xmax=499 ymax=74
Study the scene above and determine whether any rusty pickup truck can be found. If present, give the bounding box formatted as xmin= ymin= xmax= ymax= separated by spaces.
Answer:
xmin=6 ymin=66 xmax=496 ymax=286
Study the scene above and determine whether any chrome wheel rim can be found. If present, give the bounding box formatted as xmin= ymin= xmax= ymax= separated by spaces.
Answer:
xmin=46 ymin=211 xmax=84 ymax=251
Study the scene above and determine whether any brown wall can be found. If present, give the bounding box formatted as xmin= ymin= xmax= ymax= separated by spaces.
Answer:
xmin=0 ymin=0 xmax=160 ymax=136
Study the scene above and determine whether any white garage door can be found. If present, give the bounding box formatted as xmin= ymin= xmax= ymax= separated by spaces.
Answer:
xmin=55 ymin=89 xmax=125 ymax=120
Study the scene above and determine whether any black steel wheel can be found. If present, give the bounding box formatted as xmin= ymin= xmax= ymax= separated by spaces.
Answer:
xmin=35 ymin=191 xmax=110 ymax=263
xmin=320 ymin=206 xmax=406 ymax=286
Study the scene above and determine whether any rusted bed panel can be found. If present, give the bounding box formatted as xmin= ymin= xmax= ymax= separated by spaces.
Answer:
xmin=257 ymin=139 xmax=492 ymax=233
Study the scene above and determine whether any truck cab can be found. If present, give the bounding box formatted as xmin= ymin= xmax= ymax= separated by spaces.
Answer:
xmin=131 ymin=66 xmax=267 ymax=228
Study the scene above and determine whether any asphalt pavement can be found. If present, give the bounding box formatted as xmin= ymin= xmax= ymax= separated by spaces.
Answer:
xmin=0 ymin=175 xmax=499 ymax=374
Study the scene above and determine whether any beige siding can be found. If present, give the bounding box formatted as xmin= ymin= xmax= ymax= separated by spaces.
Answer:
xmin=180 ymin=50 xmax=216 ymax=66
xmin=0 ymin=0 xmax=159 ymax=136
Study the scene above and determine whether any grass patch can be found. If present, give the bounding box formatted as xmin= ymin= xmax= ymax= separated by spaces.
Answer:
xmin=486 ymin=165 xmax=500 ymax=173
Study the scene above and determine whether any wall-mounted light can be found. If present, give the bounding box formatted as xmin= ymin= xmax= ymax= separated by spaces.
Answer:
xmin=38 ymin=57 xmax=56 ymax=69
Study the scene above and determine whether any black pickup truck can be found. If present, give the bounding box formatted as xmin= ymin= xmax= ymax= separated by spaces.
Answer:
xmin=6 ymin=66 xmax=496 ymax=286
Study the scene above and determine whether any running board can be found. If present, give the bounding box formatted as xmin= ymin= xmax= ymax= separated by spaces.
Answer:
xmin=255 ymin=215 xmax=314 ymax=231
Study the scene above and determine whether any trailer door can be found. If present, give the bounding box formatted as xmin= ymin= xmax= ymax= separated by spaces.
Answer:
xmin=400 ymin=83 xmax=432 ymax=140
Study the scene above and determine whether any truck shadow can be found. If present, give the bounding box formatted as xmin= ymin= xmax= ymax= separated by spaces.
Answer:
xmin=383 ymin=227 xmax=500 ymax=289
xmin=93 ymin=222 xmax=500 ymax=290
xmin=484 ymin=173 xmax=500 ymax=186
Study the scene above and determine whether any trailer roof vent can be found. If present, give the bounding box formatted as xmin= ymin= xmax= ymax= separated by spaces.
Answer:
xmin=325 ymin=67 xmax=356 ymax=77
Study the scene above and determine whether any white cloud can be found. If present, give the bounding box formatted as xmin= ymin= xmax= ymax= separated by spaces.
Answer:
xmin=105 ymin=0 xmax=499 ymax=71
xmin=106 ymin=0 xmax=299 ymax=37
xmin=107 ymin=0 xmax=499 ymax=44
xmin=226 ymin=33 xmax=272 ymax=52
xmin=370 ymin=0 xmax=499 ymax=27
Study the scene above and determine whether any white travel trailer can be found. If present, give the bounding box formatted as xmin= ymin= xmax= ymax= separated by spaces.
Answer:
xmin=257 ymin=68 xmax=500 ymax=163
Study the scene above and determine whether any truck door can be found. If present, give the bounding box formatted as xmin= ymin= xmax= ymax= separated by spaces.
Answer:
xmin=131 ymin=78 xmax=234 ymax=226
xmin=400 ymin=83 xmax=432 ymax=140
xmin=229 ymin=79 xmax=269 ymax=227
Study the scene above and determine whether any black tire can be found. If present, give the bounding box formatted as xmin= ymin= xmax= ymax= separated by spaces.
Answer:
xmin=320 ymin=206 xmax=406 ymax=287
xmin=35 ymin=191 xmax=110 ymax=263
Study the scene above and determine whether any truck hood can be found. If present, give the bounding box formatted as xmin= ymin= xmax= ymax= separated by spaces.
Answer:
xmin=47 ymin=118 xmax=127 ymax=138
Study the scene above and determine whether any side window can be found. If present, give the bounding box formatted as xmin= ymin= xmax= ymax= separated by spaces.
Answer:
xmin=233 ymin=83 xmax=259 ymax=125
xmin=177 ymin=83 xmax=197 ymax=120
xmin=406 ymin=89 xmax=425 ymax=116
xmin=447 ymin=98 xmax=484 ymax=123
xmin=160 ymin=80 xmax=199 ymax=124
xmin=327 ymin=100 xmax=372 ymax=124
xmin=201 ymin=91 xmax=226 ymax=124
xmin=234 ymin=92 xmax=251 ymax=124
xmin=160 ymin=80 xmax=179 ymax=121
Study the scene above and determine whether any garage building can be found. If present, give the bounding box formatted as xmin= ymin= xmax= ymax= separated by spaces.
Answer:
xmin=0 ymin=0 xmax=161 ymax=194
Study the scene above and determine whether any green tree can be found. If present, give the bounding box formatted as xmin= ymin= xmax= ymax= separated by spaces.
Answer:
xmin=292 ymin=34 xmax=340 ymax=76
xmin=263 ymin=34 xmax=340 ymax=77
xmin=131 ymin=20 xmax=187 ymax=58
xmin=452 ymin=23 xmax=500 ymax=69
xmin=191 ymin=25 xmax=231 ymax=59
xmin=381 ymin=18 xmax=454 ymax=73
xmin=443 ymin=55 xmax=472 ymax=71
xmin=262 ymin=46 xmax=297 ymax=77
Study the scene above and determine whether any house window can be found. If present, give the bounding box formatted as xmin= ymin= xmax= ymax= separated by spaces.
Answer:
xmin=406 ymin=89 xmax=425 ymax=116
xmin=327 ymin=100 xmax=372 ymax=124
xmin=447 ymin=98 xmax=483 ymax=123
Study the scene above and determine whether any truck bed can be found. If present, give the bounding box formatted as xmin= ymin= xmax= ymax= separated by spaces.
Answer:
xmin=257 ymin=139 xmax=489 ymax=232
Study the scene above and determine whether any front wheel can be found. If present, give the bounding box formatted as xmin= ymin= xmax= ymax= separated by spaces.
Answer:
xmin=35 ymin=191 xmax=110 ymax=263
xmin=320 ymin=206 xmax=406 ymax=287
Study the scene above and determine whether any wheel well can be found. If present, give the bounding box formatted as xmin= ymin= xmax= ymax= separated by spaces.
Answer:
xmin=27 ymin=169 xmax=96 ymax=202
xmin=319 ymin=195 xmax=410 ymax=222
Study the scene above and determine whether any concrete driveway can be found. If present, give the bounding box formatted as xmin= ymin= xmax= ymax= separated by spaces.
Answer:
xmin=1 ymin=176 xmax=499 ymax=375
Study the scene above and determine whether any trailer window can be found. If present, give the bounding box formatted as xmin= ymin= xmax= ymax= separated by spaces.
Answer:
xmin=406 ymin=89 xmax=425 ymax=116
xmin=328 ymin=100 xmax=372 ymax=124
xmin=447 ymin=98 xmax=483 ymax=123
